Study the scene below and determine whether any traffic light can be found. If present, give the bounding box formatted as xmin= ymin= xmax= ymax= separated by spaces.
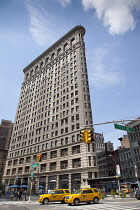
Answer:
xmin=36 ymin=154 xmax=42 ymax=162
xmin=80 ymin=130 xmax=94 ymax=143
xmin=85 ymin=130 xmax=92 ymax=143
xmin=85 ymin=130 xmax=94 ymax=143
xmin=80 ymin=130 xmax=86 ymax=142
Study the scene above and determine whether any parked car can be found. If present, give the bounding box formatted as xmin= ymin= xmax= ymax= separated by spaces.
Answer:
xmin=38 ymin=189 xmax=70 ymax=204
xmin=65 ymin=188 xmax=101 ymax=206
xmin=135 ymin=191 xmax=140 ymax=200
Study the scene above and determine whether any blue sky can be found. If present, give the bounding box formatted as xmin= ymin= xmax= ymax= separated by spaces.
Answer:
xmin=0 ymin=0 xmax=140 ymax=149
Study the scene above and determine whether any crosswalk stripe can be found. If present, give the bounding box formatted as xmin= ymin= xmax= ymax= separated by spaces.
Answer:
xmin=0 ymin=201 xmax=139 ymax=210
xmin=50 ymin=203 xmax=140 ymax=210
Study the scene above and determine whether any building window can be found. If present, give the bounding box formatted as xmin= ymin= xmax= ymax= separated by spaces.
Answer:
xmin=61 ymin=160 xmax=68 ymax=169
xmin=61 ymin=138 xmax=64 ymax=145
xmin=72 ymin=158 xmax=81 ymax=168
xmin=26 ymin=156 xmax=31 ymax=163
xmin=19 ymin=158 xmax=24 ymax=164
xmin=13 ymin=159 xmax=18 ymax=165
xmin=50 ymin=162 xmax=56 ymax=171
xmin=12 ymin=168 xmax=16 ymax=175
xmin=25 ymin=166 xmax=30 ymax=173
xmin=72 ymin=145 xmax=80 ymax=154
xmin=42 ymin=153 xmax=47 ymax=160
xmin=50 ymin=151 xmax=57 ymax=159
xmin=72 ymin=135 xmax=75 ymax=142
xmin=88 ymin=156 xmax=91 ymax=166
xmin=8 ymin=161 xmax=12 ymax=166
xmin=6 ymin=169 xmax=10 ymax=175
xmin=18 ymin=167 xmax=23 ymax=174
xmin=61 ymin=148 xmax=68 ymax=157
xmin=40 ymin=164 xmax=46 ymax=172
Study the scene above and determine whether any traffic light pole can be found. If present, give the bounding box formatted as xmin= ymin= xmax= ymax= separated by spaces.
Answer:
xmin=84 ymin=118 xmax=140 ymax=127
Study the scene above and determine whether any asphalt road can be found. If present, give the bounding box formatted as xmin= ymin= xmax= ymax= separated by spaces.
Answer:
xmin=0 ymin=197 xmax=140 ymax=210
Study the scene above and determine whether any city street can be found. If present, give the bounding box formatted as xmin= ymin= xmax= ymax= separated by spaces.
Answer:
xmin=0 ymin=196 xmax=140 ymax=210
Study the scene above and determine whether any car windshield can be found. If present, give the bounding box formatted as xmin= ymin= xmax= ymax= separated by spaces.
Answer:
xmin=50 ymin=191 xmax=58 ymax=194
xmin=72 ymin=189 xmax=82 ymax=194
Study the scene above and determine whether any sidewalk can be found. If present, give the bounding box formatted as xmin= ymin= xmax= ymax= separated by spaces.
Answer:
xmin=104 ymin=194 xmax=136 ymax=200
xmin=0 ymin=195 xmax=39 ymax=202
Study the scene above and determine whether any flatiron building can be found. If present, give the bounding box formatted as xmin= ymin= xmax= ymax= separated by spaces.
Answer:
xmin=3 ymin=25 xmax=98 ymax=191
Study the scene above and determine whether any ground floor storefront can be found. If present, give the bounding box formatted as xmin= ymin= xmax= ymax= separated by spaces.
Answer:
xmin=3 ymin=169 xmax=98 ymax=193
xmin=87 ymin=176 xmax=121 ymax=193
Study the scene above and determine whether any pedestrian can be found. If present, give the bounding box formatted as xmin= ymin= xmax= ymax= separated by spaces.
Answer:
xmin=23 ymin=190 xmax=27 ymax=201
xmin=19 ymin=190 xmax=23 ymax=200
xmin=14 ymin=190 xmax=18 ymax=200
xmin=39 ymin=189 xmax=42 ymax=195
xmin=6 ymin=189 xmax=10 ymax=199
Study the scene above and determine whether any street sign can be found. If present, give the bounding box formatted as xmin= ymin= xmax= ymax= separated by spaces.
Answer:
xmin=114 ymin=124 xmax=134 ymax=132
xmin=31 ymin=163 xmax=39 ymax=167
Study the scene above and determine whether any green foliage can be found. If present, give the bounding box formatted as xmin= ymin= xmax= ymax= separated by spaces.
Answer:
xmin=119 ymin=190 xmax=126 ymax=198
xmin=100 ymin=189 xmax=105 ymax=199
xmin=129 ymin=189 xmax=133 ymax=193
xmin=110 ymin=189 xmax=116 ymax=195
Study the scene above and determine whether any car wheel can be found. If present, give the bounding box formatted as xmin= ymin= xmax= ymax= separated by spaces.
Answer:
xmin=74 ymin=198 xmax=80 ymax=206
xmin=43 ymin=198 xmax=49 ymax=205
xmin=93 ymin=197 xmax=99 ymax=204
xmin=61 ymin=198 xmax=65 ymax=204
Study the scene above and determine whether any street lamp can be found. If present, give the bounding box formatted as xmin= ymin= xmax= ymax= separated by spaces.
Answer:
xmin=109 ymin=154 xmax=121 ymax=191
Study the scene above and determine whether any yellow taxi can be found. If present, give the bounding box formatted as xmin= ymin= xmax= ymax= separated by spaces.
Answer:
xmin=65 ymin=188 xmax=101 ymax=206
xmin=38 ymin=189 xmax=70 ymax=204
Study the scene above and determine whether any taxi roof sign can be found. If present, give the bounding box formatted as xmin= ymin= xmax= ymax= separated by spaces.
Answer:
xmin=81 ymin=185 xmax=91 ymax=189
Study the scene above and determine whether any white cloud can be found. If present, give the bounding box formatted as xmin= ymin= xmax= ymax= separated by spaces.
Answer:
xmin=25 ymin=0 xmax=57 ymax=46
xmin=89 ymin=46 xmax=125 ymax=88
xmin=82 ymin=0 xmax=140 ymax=35
xmin=57 ymin=0 xmax=71 ymax=7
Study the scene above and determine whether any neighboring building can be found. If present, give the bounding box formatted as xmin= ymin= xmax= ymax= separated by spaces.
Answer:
xmin=118 ymin=135 xmax=130 ymax=148
xmin=3 ymin=25 xmax=99 ymax=192
xmin=94 ymin=132 xmax=105 ymax=153
xmin=96 ymin=140 xmax=117 ymax=177
xmin=105 ymin=141 xmax=114 ymax=152
xmin=107 ymin=150 xmax=120 ymax=177
xmin=119 ymin=147 xmax=135 ymax=184
xmin=0 ymin=119 xmax=13 ymax=182
xmin=96 ymin=150 xmax=108 ymax=177
xmin=126 ymin=118 xmax=140 ymax=188
xmin=92 ymin=146 xmax=120 ymax=191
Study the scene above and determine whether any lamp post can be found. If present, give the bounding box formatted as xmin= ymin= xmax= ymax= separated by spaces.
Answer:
xmin=109 ymin=154 xmax=121 ymax=191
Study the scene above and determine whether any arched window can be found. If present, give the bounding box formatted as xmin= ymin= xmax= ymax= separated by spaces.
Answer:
xmin=26 ymin=73 xmax=29 ymax=79
xmin=45 ymin=57 xmax=49 ymax=64
xmin=64 ymin=43 xmax=68 ymax=51
xmin=57 ymin=48 xmax=61 ymax=56
xmin=35 ymin=65 xmax=38 ymax=72
xmin=40 ymin=61 xmax=43 ymax=69
xmin=71 ymin=38 xmax=75 ymax=46
xmin=30 ymin=69 xmax=33 ymax=76
xmin=51 ymin=53 xmax=55 ymax=60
